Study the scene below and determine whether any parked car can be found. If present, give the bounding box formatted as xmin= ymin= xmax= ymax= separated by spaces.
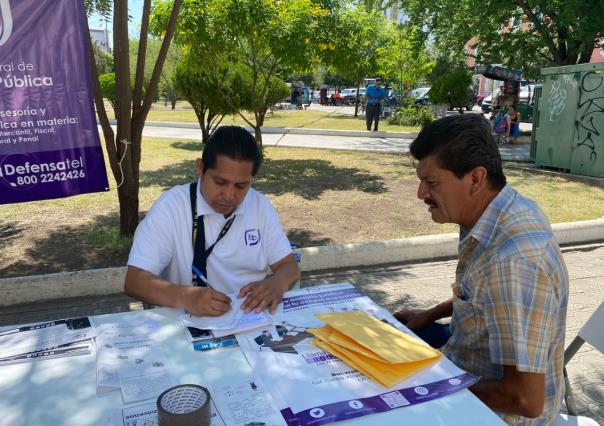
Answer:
xmin=519 ymin=84 xmax=538 ymax=104
xmin=340 ymin=89 xmax=355 ymax=99
xmin=481 ymin=95 xmax=493 ymax=113
xmin=411 ymin=87 xmax=430 ymax=99
xmin=412 ymin=87 xmax=431 ymax=106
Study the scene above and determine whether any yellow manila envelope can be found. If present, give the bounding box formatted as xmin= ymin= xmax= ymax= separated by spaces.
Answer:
xmin=310 ymin=327 xmax=387 ymax=362
xmin=315 ymin=311 xmax=441 ymax=364
xmin=325 ymin=328 xmax=389 ymax=362
xmin=311 ymin=338 xmax=387 ymax=386
xmin=311 ymin=337 xmax=440 ymax=388
xmin=307 ymin=327 xmax=334 ymax=342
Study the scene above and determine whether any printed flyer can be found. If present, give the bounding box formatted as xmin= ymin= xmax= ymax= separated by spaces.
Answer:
xmin=237 ymin=283 xmax=478 ymax=425
xmin=0 ymin=0 xmax=109 ymax=204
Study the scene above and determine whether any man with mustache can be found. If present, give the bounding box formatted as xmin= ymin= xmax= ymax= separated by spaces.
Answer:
xmin=125 ymin=126 xmax=299 ymax=316
xmin=394 ymin=115 xmax=568 ymax=425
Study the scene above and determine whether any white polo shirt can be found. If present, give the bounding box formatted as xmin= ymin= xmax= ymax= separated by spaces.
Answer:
xmin=127 ymin=179 xmax=293 ymax=294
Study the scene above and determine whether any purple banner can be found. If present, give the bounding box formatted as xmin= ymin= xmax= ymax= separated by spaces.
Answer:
xmin=280 ymin=373 xmax=479 ymax=426
xmin=0 ymin=0 xmax=109 ymax=204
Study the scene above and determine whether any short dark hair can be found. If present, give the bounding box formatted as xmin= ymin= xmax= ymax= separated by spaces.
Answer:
xmin=410 ymin=115 xmax=506 ymax=190
xmin=202 ymin=126 xmax=262 ymax=176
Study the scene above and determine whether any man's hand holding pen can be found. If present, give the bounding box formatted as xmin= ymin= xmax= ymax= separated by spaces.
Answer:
xmin=190 ymin=266 xmax=232 ymax=317
xmin=182 ymin=286 xmax=231 ymax=317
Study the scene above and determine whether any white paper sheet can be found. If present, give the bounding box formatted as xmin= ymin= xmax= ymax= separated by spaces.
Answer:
xmin=0 ymin=318 xmax=96 ymax=359
xmin=96 ymin=318 xmax=160 ymax=393
xmin=120 ymin=371 xmax=174 ymax=404
xmin=115 ymin=344 xmax=174 ymax=404
xmin=209 ymin=375 xmax=286 ymax=426
xmin=180 ymin=292 xmax=272 ymax=336
xmin=117 ymin=346 xmax=169 ymax=380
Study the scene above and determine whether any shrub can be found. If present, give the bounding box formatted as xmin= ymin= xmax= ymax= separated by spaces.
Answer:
xmin=429 ymin=69 xmax=473 ymax=112
xmin=98 ymin=73 xmax=117 ymax=111
xmin=388 ymin=106 xmax=434 ymax=127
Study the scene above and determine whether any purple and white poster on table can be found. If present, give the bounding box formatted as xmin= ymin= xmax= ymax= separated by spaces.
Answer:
xmin=236 ymin=283 xmax=479 ymax=426
xmin=0 ymin=0 xmax=109 ymax=204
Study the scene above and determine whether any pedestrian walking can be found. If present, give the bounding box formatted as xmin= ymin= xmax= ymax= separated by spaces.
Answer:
xmin=365 ymin=79 xmax=386 ymax=131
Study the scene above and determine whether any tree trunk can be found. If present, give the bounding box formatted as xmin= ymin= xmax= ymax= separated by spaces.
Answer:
xmin=253 ymin=125 xmax=263 ymax=157
xmin=201 ymin=128 xmax=210 ymax=144
xmin=110 ymin=0 xmax=182 ymax=236
xmin=117 ymin=181 xmax=139 ymax=236
xmin=113 ymin=0 xmax=135 ymax=236
xmin=171 ymin=99 xmax=176 ymax=110
xmin=354 ymin=82 xmax=361 ymax=117
xmin=578 ymin=38 xmax=596 ymax=64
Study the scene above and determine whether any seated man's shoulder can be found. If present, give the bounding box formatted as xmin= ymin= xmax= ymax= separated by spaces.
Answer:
xmin=154 ymin=183 xmax=191 ymax=207
xmin=493 ymin=197 xmax=557 ymax=257
xmin=144 ymin=183 xmax=192 ymax=223
xmin=247 ymin=187 xmax=277 ymax=211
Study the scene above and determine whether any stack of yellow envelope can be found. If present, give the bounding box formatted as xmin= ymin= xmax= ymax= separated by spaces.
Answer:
xmin=308 ymin=311 xmax=442 ymax=388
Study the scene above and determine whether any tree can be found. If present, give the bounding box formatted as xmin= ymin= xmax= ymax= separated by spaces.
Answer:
xmin=322 ymin=68 xmax=356 ymax=91
xmin=379 ymin=0 xmax=603 ymax=79
xmin=320 ymin=6 xmax=393 ymax=116
xmin=129 ymin=38 xmax=182 ymax=109
xmin=85 ymin=0 xmax=183 ymax=236
xmin=379 ymin=23 xmax=433 ymax=95
xmin=153 ymin=0 xmax=337 ymax=151
xmin=92 ymin=42 xmax=114 ymax=74
xmin=174 ymin=52 xmax=237 ymax=144
xmin=429 ymin=69 xmax=473 ymax=113
xmin=227 ymin=64 xmax=291 ymax=128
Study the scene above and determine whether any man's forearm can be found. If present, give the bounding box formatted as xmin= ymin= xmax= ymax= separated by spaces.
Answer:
xmin=428 ymin=298 xmax=453 ymax=321
xmin=124 ymin=266 xmax=191 ymax=309
xmin=469 ymin=367 xmax=545 ymax=418
xmin=470 ymin=380 xmax=528 ymax=416
xmin=268 ymin=255 xmax=300 ymax=292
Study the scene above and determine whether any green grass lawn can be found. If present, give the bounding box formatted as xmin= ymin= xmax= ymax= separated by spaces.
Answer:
xmin=104 ymin=103 xmax=420 ymax=133
xmin=2 ymin=136 xmax=603 ymax=277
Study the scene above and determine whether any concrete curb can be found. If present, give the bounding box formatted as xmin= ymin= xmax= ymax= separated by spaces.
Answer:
xmin=2 ymin=217 xmax=603 ymax=307
xmin=109 ymin=119 xmax=417 ymax=139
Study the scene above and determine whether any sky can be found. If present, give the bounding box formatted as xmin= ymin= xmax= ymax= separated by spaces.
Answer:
xmin=87 ymin=0 xmax=144 ymax=43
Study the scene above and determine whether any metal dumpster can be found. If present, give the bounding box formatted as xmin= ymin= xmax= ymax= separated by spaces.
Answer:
xmin=532 ymin=62 xmax=604 ymax=177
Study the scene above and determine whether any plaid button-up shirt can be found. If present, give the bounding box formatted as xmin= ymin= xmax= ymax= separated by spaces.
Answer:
xmin=441 ymin=184 xmax=568 ymax=425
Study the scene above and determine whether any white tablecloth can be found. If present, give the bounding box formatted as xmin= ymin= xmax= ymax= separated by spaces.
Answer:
xmin=0 ymin=308 xmax=505 ymax=426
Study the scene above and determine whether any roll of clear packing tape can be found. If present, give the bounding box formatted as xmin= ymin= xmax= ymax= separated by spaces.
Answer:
xmin=157 ymin=384 xmax=212 ymax=426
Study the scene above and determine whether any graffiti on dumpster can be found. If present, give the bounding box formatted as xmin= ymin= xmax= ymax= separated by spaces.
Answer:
xmin=548 ymin=80 xmax=569 ymax=122
xmin=562 ymin=74 xmax=578 ymax=90
xmin=575 ymin=71 xmax=604 ymax=162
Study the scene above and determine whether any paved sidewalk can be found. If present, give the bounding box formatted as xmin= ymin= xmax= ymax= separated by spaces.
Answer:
xmin=135 ymin=123 xmax=531 ymax=161
xmin=1 ymin=243 xmax=602 ymax=422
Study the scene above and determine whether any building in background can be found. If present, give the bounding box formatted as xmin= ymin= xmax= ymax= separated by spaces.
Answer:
xmin=90 ymin=28 xmax=111 ymax=54
xmin=590 ymin=44 xmax=604 ymax=63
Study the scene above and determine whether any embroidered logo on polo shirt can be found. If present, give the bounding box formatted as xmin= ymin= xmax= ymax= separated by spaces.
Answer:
xmin=244 ymin=229 xmax=261 ymax=246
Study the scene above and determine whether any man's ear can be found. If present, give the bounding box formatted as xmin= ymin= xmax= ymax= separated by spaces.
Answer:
xmin=195 ymin=158 xmax=204 ymax=177
xmin=469 ymin=166 xmax=488 ymax=194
